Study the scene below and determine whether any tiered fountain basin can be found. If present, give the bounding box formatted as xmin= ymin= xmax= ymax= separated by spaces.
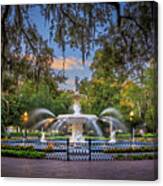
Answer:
xmin=29 ymin=104 xmax=126 ymax=144
xmin=56 ymin=114 xmax=102 ymax=142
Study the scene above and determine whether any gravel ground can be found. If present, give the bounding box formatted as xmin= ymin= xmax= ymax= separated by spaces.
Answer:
xmin=1 ymin=157 xmax=158 ymax=181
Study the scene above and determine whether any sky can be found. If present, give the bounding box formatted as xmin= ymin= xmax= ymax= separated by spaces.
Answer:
xmin=28 ymin=6 xmax=96 ymax=90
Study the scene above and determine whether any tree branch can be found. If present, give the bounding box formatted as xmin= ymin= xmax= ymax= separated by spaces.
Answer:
xmin=121 ymin=16 xmax=147 ymax=37
xmin=1 ymin=6 xmax=10 ymax=61
xmin=60 ymin=5 xmax=90 ymax=34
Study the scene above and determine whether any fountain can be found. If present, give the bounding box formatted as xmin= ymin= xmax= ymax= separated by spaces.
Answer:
xmin=2 ymin=77 xmax=157 ymax=161
xmin=27 ymin=92 xmax=126 ymax=143
xmin=30 ymin=104 xmax=103 ymax=142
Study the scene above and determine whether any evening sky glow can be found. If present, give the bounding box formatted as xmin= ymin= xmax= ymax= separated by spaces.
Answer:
xmin=28 ymin=6 xmax=96 ymax=90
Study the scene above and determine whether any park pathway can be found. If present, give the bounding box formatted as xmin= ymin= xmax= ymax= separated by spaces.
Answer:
xmin=1 ymin=157 xmax=157 ymax=180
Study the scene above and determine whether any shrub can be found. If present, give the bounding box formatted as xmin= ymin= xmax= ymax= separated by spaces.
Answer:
xmin=116 ymin=133 xmax=157 ymax=138
xmin=104 ymin=146 xmax=157 ymax=154
xmin=1 ymin=144 xmax=35 ymax=151
xmin=47 ymin=136 xmax=68 ymax=140
xmin=115 ymin=154 xmax=125 ymax=160
xmin=114 ymin=153 xmax=157 ymax=160
xmin=1 ymin=132 xmax=43 ymax=138
xmin=144 ymin=133 xmax=158 ymax=138
xmin=1 ymin=149 xmax=45 ymax=158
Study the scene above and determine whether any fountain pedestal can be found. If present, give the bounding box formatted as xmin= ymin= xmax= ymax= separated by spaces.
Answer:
xmin=70 ymin=123 xmax=85 ymax=142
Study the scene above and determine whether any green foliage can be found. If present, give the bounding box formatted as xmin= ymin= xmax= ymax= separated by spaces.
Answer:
xmin=1 ymin=149 xmax=45 ymax=159
xmin=114 ymin=153 xmax=157 ymax=160
xmin=80 ymin=78 xmax=120 ymax=116
xmin=104 ymin=146 xmax=157 ymax=154
xmin=1 ymin=132 xmax=42 ymax=138
xmin=18 ymin=80 xmax=56 ymax=112
xmin=47 ymin=136 xmax=69 ymax=140
xmin=53 ymin=92 xmax=73 ymax=115
xmin=1 ymin=3 xmax=157 ymax=135
xmin=1 ymin=94 xmax=24 ymax=128
xmin=117 ymin=133 xmax=157 ymax=138
xmin=2 ymin=2 xmax=155 ymax=66
xmin=80 ymin=46 xmax=157 ymax=133
xmin=1 ymin=144 xmax=35 ymax=151
xmin=1 ymin=80 xmax=73 ymax=129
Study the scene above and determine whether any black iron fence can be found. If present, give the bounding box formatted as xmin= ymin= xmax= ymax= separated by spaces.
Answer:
xmin=51 ymin=139 xmax=156 ymax=161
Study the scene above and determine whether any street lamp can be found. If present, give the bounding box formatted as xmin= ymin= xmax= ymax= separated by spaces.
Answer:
xmin=21 ymin=111 xmax=29 ymax=124
xmin=129 ymin=111 xmax=135 ymax=145
xmin=21 ymin=111 xmax=29 ymax=139
xmin=129 ymin=111 xmax=134 ymax=121
xmin=23 ymin=112 xmax=29 ymax=123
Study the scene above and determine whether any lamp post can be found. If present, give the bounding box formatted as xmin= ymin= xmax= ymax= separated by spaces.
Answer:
xmin=129 ymin=111 xmax=135 ymax=144
xmin=129 ymin=111 xmax=134 ymax=121
xmin=21 ymin=111 xmax=29 ymax=139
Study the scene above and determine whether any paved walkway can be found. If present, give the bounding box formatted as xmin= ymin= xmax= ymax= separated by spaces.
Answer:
xmin=1 ymin=158 xmax=158 ymax=180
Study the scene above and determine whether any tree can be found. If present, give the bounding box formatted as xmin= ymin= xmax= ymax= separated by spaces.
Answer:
xmin=1 ymin=5 xmax=65 ymax=93
xmin=142 ymin=59 xmax=157 ymax=132
xmin=2 ymin=2 xmax=157 ymax=66
xmin=119 ymin=80 xmax=144 ymax=130
xmin=1 ymin=2 xmax=157 ymax=132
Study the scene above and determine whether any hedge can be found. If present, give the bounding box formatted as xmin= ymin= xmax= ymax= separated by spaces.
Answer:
xmin=104 ymin=146 xmax=158 ymax=153
xmin=114 ymin=153 xmax=158 ymax=160
xmin=1 ymin=132 xmax=42 ymax=137
xmin=1 ymin=144 xmax=35 ymax=151
xmin=1 ymin=149 xmax=45 ymax=158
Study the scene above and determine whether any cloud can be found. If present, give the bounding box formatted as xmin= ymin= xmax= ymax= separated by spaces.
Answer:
xmin=23 ymin=54 xmax=93 ymax=90
xmin=23 ymin=54 xmax=92 ymax=71
xmin=53 ymin=57 xmax=93 ymax=90
xmin=50 ymin=57 xmax=93 ymax=71
xmin=50 ymin=57 xmax=83 ymax=70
